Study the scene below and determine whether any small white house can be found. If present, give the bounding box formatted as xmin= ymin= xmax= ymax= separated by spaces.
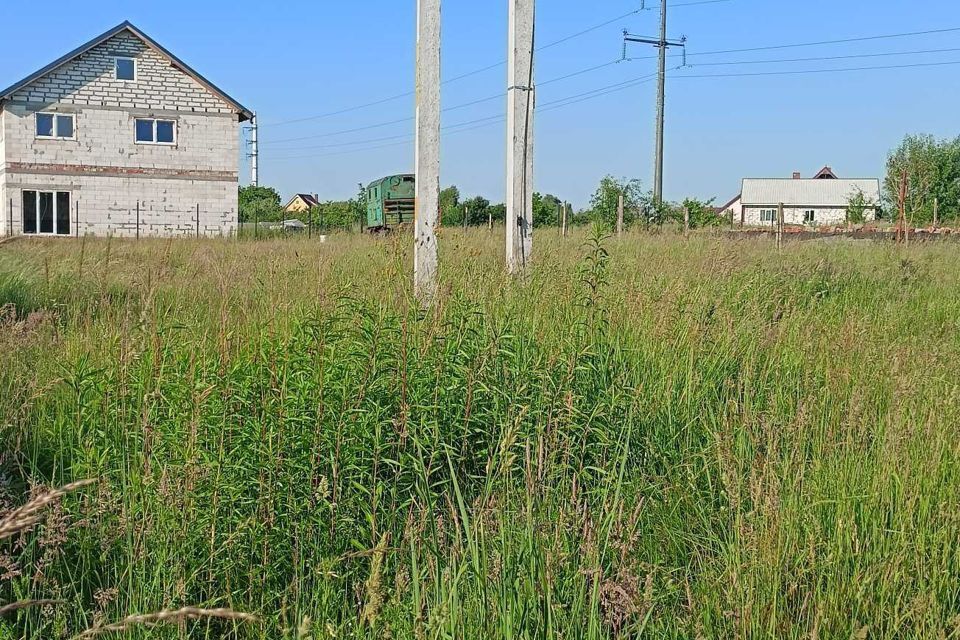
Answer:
xmin=0 ymin=21 xmax=252 ymax=238
xmin=719 ymin=167 xmax=881 ymax=227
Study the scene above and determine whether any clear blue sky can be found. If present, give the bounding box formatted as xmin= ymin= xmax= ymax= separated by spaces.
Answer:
xmin=2 ymin=1 xmax=959 ymax=208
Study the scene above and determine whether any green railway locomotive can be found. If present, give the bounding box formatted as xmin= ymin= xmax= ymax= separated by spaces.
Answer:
xmin=365 ymin=174 xmax=415 ymax=231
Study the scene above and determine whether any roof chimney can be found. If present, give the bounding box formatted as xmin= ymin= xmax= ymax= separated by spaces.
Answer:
xmin=792 ymin=172 xmax=801 ymax=180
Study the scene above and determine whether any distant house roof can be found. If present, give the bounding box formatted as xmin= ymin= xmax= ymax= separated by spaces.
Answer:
xmin=741 ymin=178 xmax=880 ymax=207
xmin=716 ymin=193 xmax=741 ymax=212
xmin=284 ymin=194 xmax=320 ymax=209
xmin=0 ymin=21 xmax=253 ymax=121
xmin=813 ymin=166 xmax=839 ymax=179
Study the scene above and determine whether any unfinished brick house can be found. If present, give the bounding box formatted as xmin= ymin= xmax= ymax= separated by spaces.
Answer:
xmin=0 ymin=21 xmax=253 ymax=237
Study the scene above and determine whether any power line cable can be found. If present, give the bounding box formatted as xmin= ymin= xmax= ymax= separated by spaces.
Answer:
xmin=627 ymin=25 xmax=960 ymax=62
xmin=687 ymin=46 xmax=960 ymax=67
xmin=262 ymin=57 xmax=626 ymax=145
xmin=268 ymin=72 xmax=663 ymax=160
xmin=674 ymin=58 xmax=960 ymax=78
xmin=268 ymin=53 xmax=960 ymax=161
xmin=266 ymin=24 xmax=960 ymax=137
xmin=260 ymin=0 xmax=730 ymax=127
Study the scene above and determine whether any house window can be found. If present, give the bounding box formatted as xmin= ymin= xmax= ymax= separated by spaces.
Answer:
xmin=115 ymin=57 xmax=136 ymax=81
xmin=36 ymin=113 xmax=75 ymax=139
xmin=760 ymin=209 xmax=776 ymax=223
xmin=135 ymin=118 xmax=176 ymax=145
xmin=804 ymin=209 xmax=816 ymax=224
xmin=22 ymin=191 xmax=71 ymax=235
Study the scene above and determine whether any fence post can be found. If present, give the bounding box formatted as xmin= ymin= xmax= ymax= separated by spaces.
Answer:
xmin=196 ymin=204 xmax=200 ymax=238
xmin=617 ymin=193 xmax=625 ymax=237
xmin=777 ymin=202 xmax=784 ymax=251
xmin=75 ymin=201 xmax=80 ymax=238
xmin=683 ymin=205 xmax=690 ymax=237
xmin=136 ymin=201 xmax=140 ymax=239
xmin=8 ymin=198 xmax=13 ymax=237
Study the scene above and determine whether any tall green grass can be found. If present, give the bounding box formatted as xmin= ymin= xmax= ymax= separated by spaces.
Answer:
xmin=0 ymin=230 xmax=958 ymax=638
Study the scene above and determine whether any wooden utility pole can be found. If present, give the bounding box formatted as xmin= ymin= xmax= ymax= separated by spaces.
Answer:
xmin=562 ymin=201 xmax=568 ymax=237
xmin=617 ymin=192 xmax=625 ymax=237
xmin=933 ymin=196 xmax=939 ymax=229
xmin=506 ymin=0 xmax=535 ymax=274
xmin=415 ymin=0 xmax=441 ymax=303
xmin=488 ymin=207 xmax=493 ymax=232
xmin=463 ymin=203 xmax=469 ymax=232
xmin=776 ymin=202 xmax=784 ymax=251
xmin=683 ymin=204 xmax=690 ymax=237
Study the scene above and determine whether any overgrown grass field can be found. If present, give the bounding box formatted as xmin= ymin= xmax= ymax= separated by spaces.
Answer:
xmin=1 ymin=230 xmax=958 ymax=639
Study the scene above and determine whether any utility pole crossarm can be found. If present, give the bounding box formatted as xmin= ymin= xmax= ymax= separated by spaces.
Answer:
xmin=622 ymin=34 xmax=686 ymax=47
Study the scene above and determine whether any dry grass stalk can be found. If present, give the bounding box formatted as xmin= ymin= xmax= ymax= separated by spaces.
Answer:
xmin=0 ymin=479 xmax=96 ymax=541
xmin=0 ymin=599 xmax=64 ymax=616
xmin=72 ymin=606 xmax=259 ymax=638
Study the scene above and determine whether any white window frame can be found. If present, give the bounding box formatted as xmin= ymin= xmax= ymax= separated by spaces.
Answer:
xmin=803 ymin=209 xmax=816 ymax=224
xmin=759 ymin=209 xmax=776 ymax=223
xmin=115 ymin=56 xmax=137 ymax=82
xmin=22 ymin=190 xmax=72 ymax=236
xmin=35 ymin=112 xmax=76 ymax=140
xmin=134 ymin=118 xmax=177 ymax=146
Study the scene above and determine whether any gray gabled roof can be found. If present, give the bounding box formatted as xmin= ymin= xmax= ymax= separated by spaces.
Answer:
xmin=0 ymin=21 xmax=253 ymax=121
xmin=741 ymin=178 xmax=881 ymax=207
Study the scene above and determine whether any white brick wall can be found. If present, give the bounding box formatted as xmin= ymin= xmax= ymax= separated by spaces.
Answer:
xmin=0 ymin=109 xmax=6 ymax=236
xmin=1 ymin=29 xmax=243 ymax=237
xmin=1 ymin=173 xmax=237 ymax=238
xmin=9 ymin=32 xmax=234 ymax=114
xmin=742 ymin=206 xmax=878 ymax=227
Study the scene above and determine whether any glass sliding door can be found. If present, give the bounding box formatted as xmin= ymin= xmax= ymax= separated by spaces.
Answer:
xmin=39 ymin=192 xmax=54 ymax=234
xmin=22 ymin=190 xmax=71 ymax=235
xmin=22 ymin=191 xmax=37 ymax=234
xmin=56 ymin=192 xmax=71 ymax=235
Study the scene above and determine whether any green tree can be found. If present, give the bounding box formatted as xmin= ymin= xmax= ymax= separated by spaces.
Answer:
xmin=238 ymin=185 xmax=282 ymax=223
xmin=680 ymin=197 xmax=722 ymax=229
xmin=488 ymin=203 xmax=506 ymax=225
xmin=532 ymin=193 xmax=563 ymax=227
xmin=885 ymin=134 xmax=960 ymax=224
xmin=462 ymin=196 xmax=491 ymax=226
xmin=440 ymin=186 xmax=462 ymax=226
xmin=587 ymin=176 xmax=647 ymax=229
xmin=846 ymin=188 xmax=874 ymax=225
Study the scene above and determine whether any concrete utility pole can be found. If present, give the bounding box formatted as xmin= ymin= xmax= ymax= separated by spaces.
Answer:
xmin=653 ymin=0 xmax=667 ymax=203
xmin=623 ymin=3 xmax=686 ymax=205
xmin=250 ymin=112 xmax=259 ymax=187
xmin=415 ymin=0 xmax=441 ymax=303
xmin=506 ymin=0 xmax=535 ymax=274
